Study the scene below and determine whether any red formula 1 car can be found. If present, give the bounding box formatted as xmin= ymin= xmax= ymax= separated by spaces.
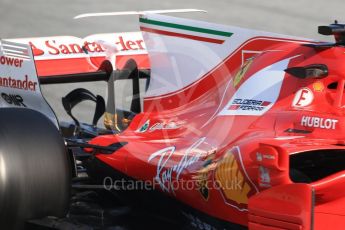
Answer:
xmin=1 ymin=11 xmax=345 ymax=230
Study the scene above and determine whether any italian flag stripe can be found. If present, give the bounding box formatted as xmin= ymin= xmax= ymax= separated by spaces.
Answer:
xmin=140 ymin=27 xmax=225 ymax=44
xmin=140 ymin=17 xmax=233 ymax=44
xmin=140 ymin=18 xmax=233 ymax=37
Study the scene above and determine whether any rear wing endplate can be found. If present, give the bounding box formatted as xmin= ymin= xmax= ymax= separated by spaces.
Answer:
xmin=0 ymin=40 xmax=59 ymax=127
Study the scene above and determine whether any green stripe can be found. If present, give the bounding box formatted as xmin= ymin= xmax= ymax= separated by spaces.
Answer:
xmin=139 ymin=18 xmax=233 ymax=37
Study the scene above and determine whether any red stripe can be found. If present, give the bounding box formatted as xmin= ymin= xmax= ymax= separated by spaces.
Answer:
xmin=35 ymin=54 xmax=149 ymax=77
xmin=140 ymin=26 xmax=225 ymax=44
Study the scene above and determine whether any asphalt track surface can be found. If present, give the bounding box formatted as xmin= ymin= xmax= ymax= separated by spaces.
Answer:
xmin=1 ymin=0 xmax=345 ymax=123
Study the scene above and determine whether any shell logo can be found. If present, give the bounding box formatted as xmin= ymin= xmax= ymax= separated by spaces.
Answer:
xmin=214 ymin=147 xmax=258 ymax=211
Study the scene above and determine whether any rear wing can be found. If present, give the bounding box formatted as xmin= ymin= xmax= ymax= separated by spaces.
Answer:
xmin=4 ymin=32 xmax=151 ymax=132
xmin=8 ymin=32 xmax=150 ymax=78
xmin=0 ymin=40 xmax=58 ymax=127
xmin=8 ymin=9 xmax=206 ymax=80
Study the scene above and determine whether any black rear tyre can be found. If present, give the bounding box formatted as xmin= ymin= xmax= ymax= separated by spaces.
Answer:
xmin=0 ymin=108 xmax=70 ymax=229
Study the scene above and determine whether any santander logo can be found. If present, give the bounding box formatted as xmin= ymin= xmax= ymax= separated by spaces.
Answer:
xmin=24 ymin=33 xmax=146 ymax=59
xmin=29 ymin=40 xmax=105 ymax=57
xmin=29 ymin=42 xmax=44 ymax=56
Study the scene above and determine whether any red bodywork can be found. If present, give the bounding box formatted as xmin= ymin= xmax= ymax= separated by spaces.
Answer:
xmin=28 ymin=27 xmax=345 ymax=229
xmin=89 ymin=39 xmax=345 ymax=229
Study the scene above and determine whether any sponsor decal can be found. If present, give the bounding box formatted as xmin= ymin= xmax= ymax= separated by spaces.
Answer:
xmin=148 ymin=137 xmax=207 ymax=194
xmin=29 ymin=42 xmax=44 ymax=56
xmin=228 ymin=98 xmax=271 ymax=112
xmin=256 ymin=152 xmax=275 ymax=162
xmin=0 ymin=75 xmax=37 ymax=92
xmin=233 ymin=58 xmax=253 ymax=87
xmin=34 ymin=40 xmax=105 ymax=56
xmin=139 ymin=17 xmax=233 ymax=44
xmin=1 ymin=93 xmax=26 ymax=107
xmin=30 ymin=37 xmax=144 ymax=56
xmin=0 ymin=56 xmax=23 ymax=68
xmin=136 ymin=119 xmax=184 ymax=133
xmin=149 ymin=121 xmax=183 ymax=132
xmin=313 ymin=81 xmax=324 ymax=92
xmin=292 ymin=88 xmax=314 ymax=107
xmin=194 ymin=151 xmax=217 ymax=201
xmin=219 ymin=57 xmax=292 ymax=116
xmin=301 ymin=116 xmax=338 ymax=130
xmin=136 ymin=119 xmax=150 ymax=133
xmin=214 ymin=147 xmax=258 ymax=211
xmin=0 ymin=40 xmax=59 ymax=128
xmin=258 ymin=166 xmax=271 ymax=188
xmin=16 ymin=34 xmax=146 ymax=60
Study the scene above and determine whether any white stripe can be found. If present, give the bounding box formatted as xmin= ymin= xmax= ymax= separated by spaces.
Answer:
xmin=74 ymin=9 xmax=206 ymax=19
xmin=2 ymin=48 xmax=27 ymax=55
xmin=3 ymin=52 xmax=31 ymax=59
xmin=274 ymin=136 xmax=304 ymax=140
xmin=1 ymin=40 xmax=28 ymax=49
xmin=2 ymin=44 xmax=28 ymax=51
